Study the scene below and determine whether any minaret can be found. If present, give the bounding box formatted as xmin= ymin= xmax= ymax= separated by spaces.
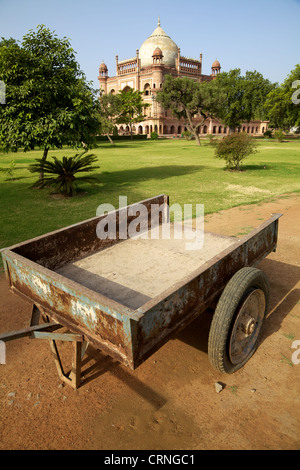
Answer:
xmin=211 ymin=58 xmax=221 ymax=77
xmin=98 ymin=61 xmax=108 ymax=93
xmin=116 ymin=55 xmax=119 ymax=76
xmin=136 ymin=49 xmax=140 ymax=90
xmin=177 ymin=47 xmax=181 ymax=75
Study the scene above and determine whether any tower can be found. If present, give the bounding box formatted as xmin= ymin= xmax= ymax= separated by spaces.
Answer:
xmin=98 ymin=62 xmax=108 ymax=92
xmin=211 ymin=59 xmax=221 ymax=77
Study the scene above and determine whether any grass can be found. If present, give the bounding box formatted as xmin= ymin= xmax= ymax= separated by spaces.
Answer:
xmin=230 ymin=385 xmax=238 ymax=395
xmin=283 ymin=333 xmax=296 ymax=340
xmin=0 ymin=138 xmax=300 ymax=268
xmin=280 ymin=354 xmax=294 ymax=367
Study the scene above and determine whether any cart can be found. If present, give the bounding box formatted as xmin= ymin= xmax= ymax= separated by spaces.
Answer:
xmin=0 ymin=195 xmax=281 ymax=389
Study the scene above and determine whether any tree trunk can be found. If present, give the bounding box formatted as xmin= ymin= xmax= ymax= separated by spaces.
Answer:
xmin=186 ymin=109 xmax=201 ymax=146
xmin=194 ymin=131 xmax=201 ymax=146
xmin=106 ymin=133 xmax=115 ymax=145
xmin=39 ymin=148 xmax=49 ymax=180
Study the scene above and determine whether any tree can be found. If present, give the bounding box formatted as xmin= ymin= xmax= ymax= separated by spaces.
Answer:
xmin=98 ymin=92 xmax=121 ymax=144
xmin=214 ymin=132 xmax=257 ymax=171
xmin=29 ymin=152 xmax=100 ymax=197
xmin=208 ymin=69 xmax=275 ymax=132
xmin=156 ymin=75 xmax=220 ymax=146
xmin=116 ymin=88 xmax=149 ymax=139
xmin=264 ymin=64 xmax=300 ymax=130
xmin=0 ymin=26 xmax=100 ymax=177
xmin=243 ymin=70 xmax=276 ymax=121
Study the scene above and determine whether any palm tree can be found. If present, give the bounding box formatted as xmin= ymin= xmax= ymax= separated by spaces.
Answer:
xmin=29 ymin=152 xmax=100 ymax=196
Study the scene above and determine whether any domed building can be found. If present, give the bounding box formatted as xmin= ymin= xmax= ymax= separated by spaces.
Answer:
xmin=139 ymin=19 xmax=178 ymax=68
xmin=98 ymin=19 xmax=268 ymax=137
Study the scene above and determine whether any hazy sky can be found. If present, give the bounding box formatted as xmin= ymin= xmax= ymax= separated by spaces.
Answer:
xmin=0 ymin=0 xmax=299 ymax=88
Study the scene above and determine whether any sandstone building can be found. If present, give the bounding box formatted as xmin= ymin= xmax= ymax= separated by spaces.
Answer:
xmin=98 ymin=19 xmax=268 ymax=137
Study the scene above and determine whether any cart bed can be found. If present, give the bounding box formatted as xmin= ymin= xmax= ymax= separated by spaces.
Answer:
xmin=1 ymin=195 xmax=281 ymax=370
xmin=57 ymin=229 xmax=236 ymax=310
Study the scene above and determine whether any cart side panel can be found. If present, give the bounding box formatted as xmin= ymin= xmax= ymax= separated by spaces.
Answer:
xmin=9 ymin=195 xmax=169 ymax=270
xmin=2 ymin=252 xmax=135 ymax=367
xmin=245 ymin=218 xmax=280 ymax=266
xmin=133 ymin=215 xmax=281 ymax=367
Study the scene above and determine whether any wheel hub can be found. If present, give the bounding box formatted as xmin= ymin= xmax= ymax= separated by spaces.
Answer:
xmin=241 ymin=317 xmax=256 ymax=335
xmin=229 ymin=288 xmax=265 ymax=365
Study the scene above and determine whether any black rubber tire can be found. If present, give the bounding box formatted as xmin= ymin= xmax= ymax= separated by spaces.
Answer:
xmin=208 ymin=267 xmax=269 ymax=374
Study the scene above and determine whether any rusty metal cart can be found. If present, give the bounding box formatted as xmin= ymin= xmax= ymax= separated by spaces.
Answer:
xmin=0 ymin=195 xmax=281 ymax=388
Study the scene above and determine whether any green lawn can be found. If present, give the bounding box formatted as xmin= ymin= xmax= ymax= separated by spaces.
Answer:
xmin=0 ymin=138 xmax=300 ymax=260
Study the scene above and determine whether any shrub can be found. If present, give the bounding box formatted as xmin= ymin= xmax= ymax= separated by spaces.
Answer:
xmin=264 ymin=130 xmax=273 ymax=138
xmin=206 ymin=134 xmax=217 ymax=146
xmin=181 ymin=130 xmax=193 ymax=140
xmin=29 ymin=152 xmax=100 ymax=197
xmin=214 ymin=132 xmax=258 ymax=171
xmin=95 ymin=135 xmax=147 ymax=141
xmin=151 ymin=131 xmax=158 ymax=140
xmin=274 ymin=129 xmax=285 ymax=142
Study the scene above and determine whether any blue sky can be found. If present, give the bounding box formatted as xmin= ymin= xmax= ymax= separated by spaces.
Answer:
xmin=0 ymin=0 xmax=299 ymax=88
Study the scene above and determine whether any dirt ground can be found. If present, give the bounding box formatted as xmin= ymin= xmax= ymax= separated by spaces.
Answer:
xmin=0 ymin=193 xmax=299 ymax=450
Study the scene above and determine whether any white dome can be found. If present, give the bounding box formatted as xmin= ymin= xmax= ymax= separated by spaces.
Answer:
xmin=139 ymin=20 xmax=178 ymax=68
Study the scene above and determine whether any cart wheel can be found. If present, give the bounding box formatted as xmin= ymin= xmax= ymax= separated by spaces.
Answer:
xmin=208 ymin=267 xmax=269 ymax=374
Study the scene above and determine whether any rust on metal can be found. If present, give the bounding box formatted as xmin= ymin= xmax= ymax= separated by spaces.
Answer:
xmin=132 ymin=213 xmax=282 ymax=367
xmin=0 ymin=195 xmax=282 ymax=377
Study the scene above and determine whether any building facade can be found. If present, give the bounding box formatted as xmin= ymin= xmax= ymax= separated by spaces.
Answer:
xmin=98 ymin=19 xmax=268 ymax=137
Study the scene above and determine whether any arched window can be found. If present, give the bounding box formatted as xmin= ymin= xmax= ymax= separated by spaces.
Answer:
xmin=144 ymin=83 xmax=151 ymax=96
